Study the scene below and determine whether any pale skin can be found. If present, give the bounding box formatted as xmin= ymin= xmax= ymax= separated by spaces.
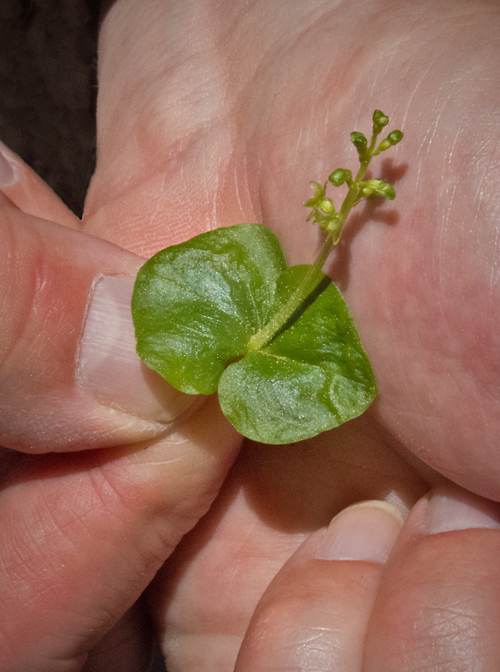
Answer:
xmin=1 ymin=0 xmax=500 ymax=670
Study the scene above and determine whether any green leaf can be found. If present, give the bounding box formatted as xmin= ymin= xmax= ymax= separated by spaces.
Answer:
xmin=218 ymin=266 xmax=377 ymax=443
xmin=132 ymin=223 xmax=287 ymax=395
xmin=132 ymin=224 xmax=377 ymax=444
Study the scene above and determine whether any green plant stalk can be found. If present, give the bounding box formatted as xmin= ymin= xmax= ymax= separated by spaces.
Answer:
xmin=247 ymin=235 xmax=333 ymax=351
xmin=247 ymin=127 xmax=381 ymax=352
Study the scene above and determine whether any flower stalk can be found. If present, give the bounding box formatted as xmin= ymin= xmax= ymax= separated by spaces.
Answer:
xmin=248 ymin=110 xmax=403 ymax=351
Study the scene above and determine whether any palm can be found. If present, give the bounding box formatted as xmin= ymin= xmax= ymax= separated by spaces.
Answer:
xmin=81 ymin=0 xmax=500 ymax=668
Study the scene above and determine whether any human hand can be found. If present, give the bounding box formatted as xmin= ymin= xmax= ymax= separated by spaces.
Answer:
xmin=82 ymin=0 xmax=500 ymax=669
xmin=85 ymin=0 xmax=500 ymax=496
xmin=0 ymin=126 xmax=242 ymax=668
xmin=2 ymin=0 xmax=500 ymax=669
xmin=233 ymin=483 xmax=500 ymax=671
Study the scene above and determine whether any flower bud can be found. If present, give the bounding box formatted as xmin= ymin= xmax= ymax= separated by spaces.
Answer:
xmin=372 ymin=110 xmax=389 ymax=133
xmin=319 ymin=198 xmax=335 ymax=215
xmin=360 ymin=184 xmax=375 ymax=197
xmin=374 ymin=129 xmax=404 ymax=155
xmin=351 ymin=132 xmax=368 ymax=151
xmin=360 ymin=179 xmax=396 ymax=200
xmin=387 ymin=130 xmax=403 ymax=145
xmin=322 ymin=212 xmax=343 ymax=238
xmin=377 ymin=138 xmax=392 ymax=153
xmin=304 ymin=181 xmax=327 ymax=208
xmin=378 ymin=182 xmax=396 ymax=200
xmin=328 ymin=169 xmax=347 ymax=186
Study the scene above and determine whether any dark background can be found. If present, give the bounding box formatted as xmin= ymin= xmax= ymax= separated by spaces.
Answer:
xmin=0 ymin=0 xmax=99 ymax=216
xmin=0 ymin=1 xmax=168 ymax=669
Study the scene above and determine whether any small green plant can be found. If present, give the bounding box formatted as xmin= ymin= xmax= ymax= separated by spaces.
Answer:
xmin=132 ymin=111 xmax=403 ymax=444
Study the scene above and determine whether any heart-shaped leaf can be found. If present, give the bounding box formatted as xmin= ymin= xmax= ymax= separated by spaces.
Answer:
xmin=132 ymin=224 xmax=377 ymax=444
xmin=218 ymin=265 xmax=377 ymax=443
xmin=132 ymin=224 xmax=287 ymax=395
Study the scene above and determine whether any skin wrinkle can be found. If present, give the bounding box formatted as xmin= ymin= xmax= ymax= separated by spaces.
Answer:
xmin=95 ymin=82 xmax=231 ymax=231
xmin=145 ymin=170 xmax=168 ymax=234
xmin=85 ymin=459 xmax=163 ymax=529
xmin=16 ymin=493 xmax=114 ymax=584
xmin=224 ymin=0 xmax=336 ymax=86
xmin=490 ymin=224 xmax=500 ymax=304
xmin=228 ymin=154 xmax=258 ymax=228
xmin=375 ymin=532 xmax=500 ymax=672
xmin=374 ymin=260 xmax=416 ymax=437
xmin=285 ymin=630 xmax=345 ymax=670
xmin=30 ymin=457 xmax=171 ymax=597
xmin=9 ymin=539 xmax=154 ymax=667
xmin=421 ymin=606 xmax=479 ymax=641
xmin=38 ymin=489 xmax=101 ymax=546
xmin=1 ymin=545 xmax=114 ymax=665
xmin=290 ymin=623 xmax=346 ymax=650
xmin=1 ymin=518 xmax=48 ymax=583
xmin=411 ymin=619 xmax=482 ymax=672
xmin=401 ymin=56 xmax=439 ymax=123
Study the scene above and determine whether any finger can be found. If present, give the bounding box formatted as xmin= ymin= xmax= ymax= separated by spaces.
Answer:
xmin=234 ymin=501 xmax=403 ymax=672
xmin=150 ymin=416 xmax=428 ymax=672
xmin=0 ymin=395 xmax=241 ymax=670
xmin=0 ymin=202 xmax=194 ymax=453
xmin=363 ymin=482 xmax=500 ymax=670
xmin=0 ymin=140 xmax=80 ymax=228
xmin=82 ymin=0 xmax=267 ymax=254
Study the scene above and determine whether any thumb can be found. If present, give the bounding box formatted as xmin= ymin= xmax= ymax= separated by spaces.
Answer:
xmin=0 ymin=139 xmax=80 ymax=229
xmin=0 ymin=146 xmax=243 ymax=671
xmin=0 ymin=147 xmax=193 ymax=454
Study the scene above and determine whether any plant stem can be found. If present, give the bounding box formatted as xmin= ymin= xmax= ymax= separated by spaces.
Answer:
xmin=247 ymin=235 xmax=333 ymax=351
xmin=248 ymin=130 xmax=380 ymax=351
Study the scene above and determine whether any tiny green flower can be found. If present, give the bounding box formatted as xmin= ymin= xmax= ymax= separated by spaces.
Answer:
xmin=329 ymin=168 xmax=350 ymax=187
xmin=304 ymin=181 xmax=327 ymax=209
xmin=351 ymin=131 xmax=368 ymax=160
xmin=372 ymin=109 xmax=389 ymax=134
xmin=360 ymin=179 xmax=396 ymax=200
xmin=373 ymin=129 xmax=404 ymax=155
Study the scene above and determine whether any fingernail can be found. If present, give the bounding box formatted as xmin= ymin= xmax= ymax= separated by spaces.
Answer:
xmin=0 ymin=144 xmax=17 ymax=188
xmin=427 ymin=484 xmax=500 ymax=534
xmin=77 ymin=276 xmax=195 ymax=423
xmin=316 ymin=500 xmax=404 ymax=563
